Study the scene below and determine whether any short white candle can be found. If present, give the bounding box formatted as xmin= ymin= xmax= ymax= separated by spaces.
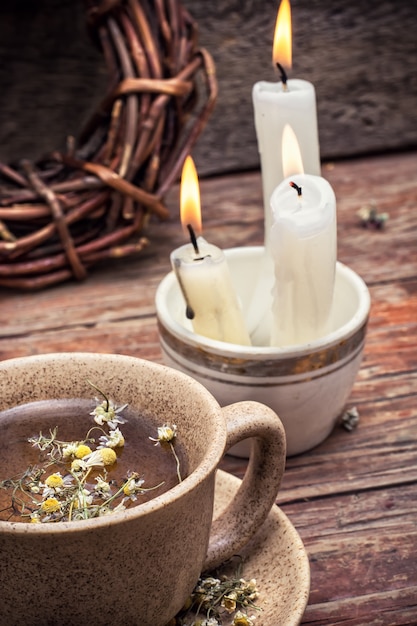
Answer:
xmin=171 ymin=238 xmax=251 ymax=345
xmin=170 ymin=156 xmax=251 ymax=346
xmin=252 ymin=0 xmax=321 ymax=248
xmin=269 ymin=172 xmax=337 ymax=347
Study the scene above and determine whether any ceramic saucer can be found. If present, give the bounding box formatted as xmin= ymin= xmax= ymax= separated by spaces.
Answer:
xmin=195 ymin=469 xmax=310 ymax=625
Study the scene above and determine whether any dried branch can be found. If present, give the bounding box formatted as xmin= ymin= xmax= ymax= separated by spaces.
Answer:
xmin=0 ymin=0 xmax=217 ymax=289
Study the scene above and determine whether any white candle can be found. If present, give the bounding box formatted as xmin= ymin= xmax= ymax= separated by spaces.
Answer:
xmin=171 ymin=238 xmax=251 ymax=345
xmin=252 ymin=0 xmax=321 ymax=248
xmin=269 ymin=172 xmax=337 ymax=347
xmin=170 ymin=156 xmax=251 ymax=346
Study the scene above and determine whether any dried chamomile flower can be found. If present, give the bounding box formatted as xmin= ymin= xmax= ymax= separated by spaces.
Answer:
xmin=150 ymin=423 xmax=177 ymax=445
xmin=82 ymin=447 xmax=118 ymax=468
xmin=62 ymin=443 xmax=77 ymax=458
xmin=42 ymin=473 xmax=73 ymax=498
xmin=182 ymin=572 xmax=260 ymax=625
xmin=75 ymin=444 xmax=92 ymax=459
xmin=238 ymin=578 xmax=258 ymax=605
xmin=74 ymin=489 xmax=94 ymax=509
xmin=357 ymin=203 xmax=389 ymax=229
xmin=98 ymin=427 xmax=125 ymax=449
xmin=222 ymin=590 xmax=238 ymax=612
xmin=341 ymin=406 xmax=360 ymax=432
xmin=94 ymin=475 xmax=112 ymax=497
xmin=150 ymin=423 xmax=182 ymax=483
xmin=71 ymin=459 xmax=88 ymax=473
xmin=123 ymin=473 xmax=145 ymax=499
xmin=40 ymin=497 xmax=61 ymax=514
xmin=233 ymin=611 xmax=255 ymax=626
xmin=88 ymin=381 xmax=127 ymax=429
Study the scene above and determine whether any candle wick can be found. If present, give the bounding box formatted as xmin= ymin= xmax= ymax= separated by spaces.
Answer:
xmin=187 ymin=224 xmax=200 ymax=256
xmin=289 ymin=181 xmax=302 ymax=197
xmin=185 ymin=305 xmax=195 ymax=320
xmin=276 ymin=62 xmax=288 ymax=91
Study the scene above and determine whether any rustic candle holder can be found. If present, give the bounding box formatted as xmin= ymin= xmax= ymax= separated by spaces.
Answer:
xmin=0 ymin=0 xmax=217 ymax=290
xmin=156 ymin=246 xmax=371 ymax=456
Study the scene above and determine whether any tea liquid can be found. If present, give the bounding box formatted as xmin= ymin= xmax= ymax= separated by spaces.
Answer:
xmin=0 ymin=398 xmax=188 ymax=522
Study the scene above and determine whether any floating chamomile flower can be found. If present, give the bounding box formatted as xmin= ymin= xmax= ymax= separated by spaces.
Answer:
xmin=83 ymin=447 xmax=117 ymax=468
xmin=62 ymin=443 xmax=78 ymax=458
xmin=91 ymin=399 xmax=127 ymax=428
xmin=75 ymin=444 xmax=92 ymax=459
xmin=71 ymin=459 xmax=87 ymax=473
xmin=75 ymin=489 xmax=94 ymax=508
xmin=94 ymin=475 xmax=112 ymax=497
xmin=44 ymin=473 xmax=64 ymax=489
xmin=42 ymin=473 xmax=73 ymax=498
xmin=150 ymin=423 xmax=177 ymax=445
xmin=98 ymin=427 xmax=125 ymax=449
xmin=123 ymin=474 xmax=145 ymax=499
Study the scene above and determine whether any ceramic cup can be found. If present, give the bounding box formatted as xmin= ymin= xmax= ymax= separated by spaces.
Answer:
xmin=156 ymin=246 xmax=371 ymax=456
xmin=0 ymin=352 xmax=286 ymax=626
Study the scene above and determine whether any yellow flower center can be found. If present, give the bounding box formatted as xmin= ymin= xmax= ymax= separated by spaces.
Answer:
xmin=115 ymin=434 xmax=125 ymax=447
xmin=100 ymin=448 xmax=117 ymax=466
xmin=45 ymin=473 xmax=64 ymax=488
xmin=157 ymin=424 xmax=177 ymax=442
xmin=41 ymin=497 xmax=61 ymax=513
xmin=71 ymin=459 xmax=85 ymax=472
xmin=233 ymin=614 xmax=252 ymax=626
xmin=75 ymin=444 xmax=92 ymax=459
xmin=123 ymin=480 xmax=134 ymax=496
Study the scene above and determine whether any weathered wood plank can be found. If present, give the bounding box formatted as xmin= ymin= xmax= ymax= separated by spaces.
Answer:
xmin=303 ymin=587 xmax=417 ymax=626
xmin=1 ymin=317 xmax=162 ymax=362
xmin=0 ymin=1 xmax=416 ymax=175
xmin=282 ymin=484 xmax=417 ymax=539
xmin=301 ymin=531 xmax=417 ymax=620
xmin=236 ymin=381 xmax=417 ymax=497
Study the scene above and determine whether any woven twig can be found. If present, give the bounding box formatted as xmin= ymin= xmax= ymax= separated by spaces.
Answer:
xmin=0 ymin=0 xmax=217 ymax=289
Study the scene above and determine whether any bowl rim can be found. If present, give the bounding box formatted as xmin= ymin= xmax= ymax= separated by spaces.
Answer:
xmin=155 ymin=246 xmax=371 ymax=359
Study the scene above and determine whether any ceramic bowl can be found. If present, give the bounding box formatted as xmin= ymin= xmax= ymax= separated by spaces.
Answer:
xmin=156 ymin=246 xmax=371 ymax=456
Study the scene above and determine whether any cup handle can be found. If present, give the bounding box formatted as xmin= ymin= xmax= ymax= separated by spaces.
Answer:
xmin=203 ymin=400 xmax=286 ymax=571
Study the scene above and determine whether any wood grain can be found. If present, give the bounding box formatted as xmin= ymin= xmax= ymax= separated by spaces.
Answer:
xmin=0 ymin=151 xmax=417 ymax=624
xmin=0 ymin=1 xmax=416 ymax=175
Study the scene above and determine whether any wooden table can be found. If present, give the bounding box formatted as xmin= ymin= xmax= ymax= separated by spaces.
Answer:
xmin=1 ymin=151 xmax=416 ymax=624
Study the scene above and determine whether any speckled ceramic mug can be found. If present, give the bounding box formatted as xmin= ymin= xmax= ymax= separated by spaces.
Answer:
xmin=0 ymin=352 xmax=286 ymax=626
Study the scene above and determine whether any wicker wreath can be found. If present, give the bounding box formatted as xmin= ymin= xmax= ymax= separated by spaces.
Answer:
xmin=0 ymin=0 xmax=217 ymax=290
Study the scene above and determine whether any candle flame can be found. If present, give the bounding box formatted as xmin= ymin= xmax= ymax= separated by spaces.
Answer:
xmin=282 ymin=124 xmax=304 ymax=177
xmin=273 ymin=0 xmax=292 ymax=69
xmin=180 ymin=155 xmax=202 ymax=236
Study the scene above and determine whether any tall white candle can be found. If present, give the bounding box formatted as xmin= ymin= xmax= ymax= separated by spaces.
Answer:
xmin=252 ymin=0 xmax=321 ymax=248
xmin=170 ymin=156 xmax=251 ymax=346
xmin=269 ymin=172 xmax=337 ymax=347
